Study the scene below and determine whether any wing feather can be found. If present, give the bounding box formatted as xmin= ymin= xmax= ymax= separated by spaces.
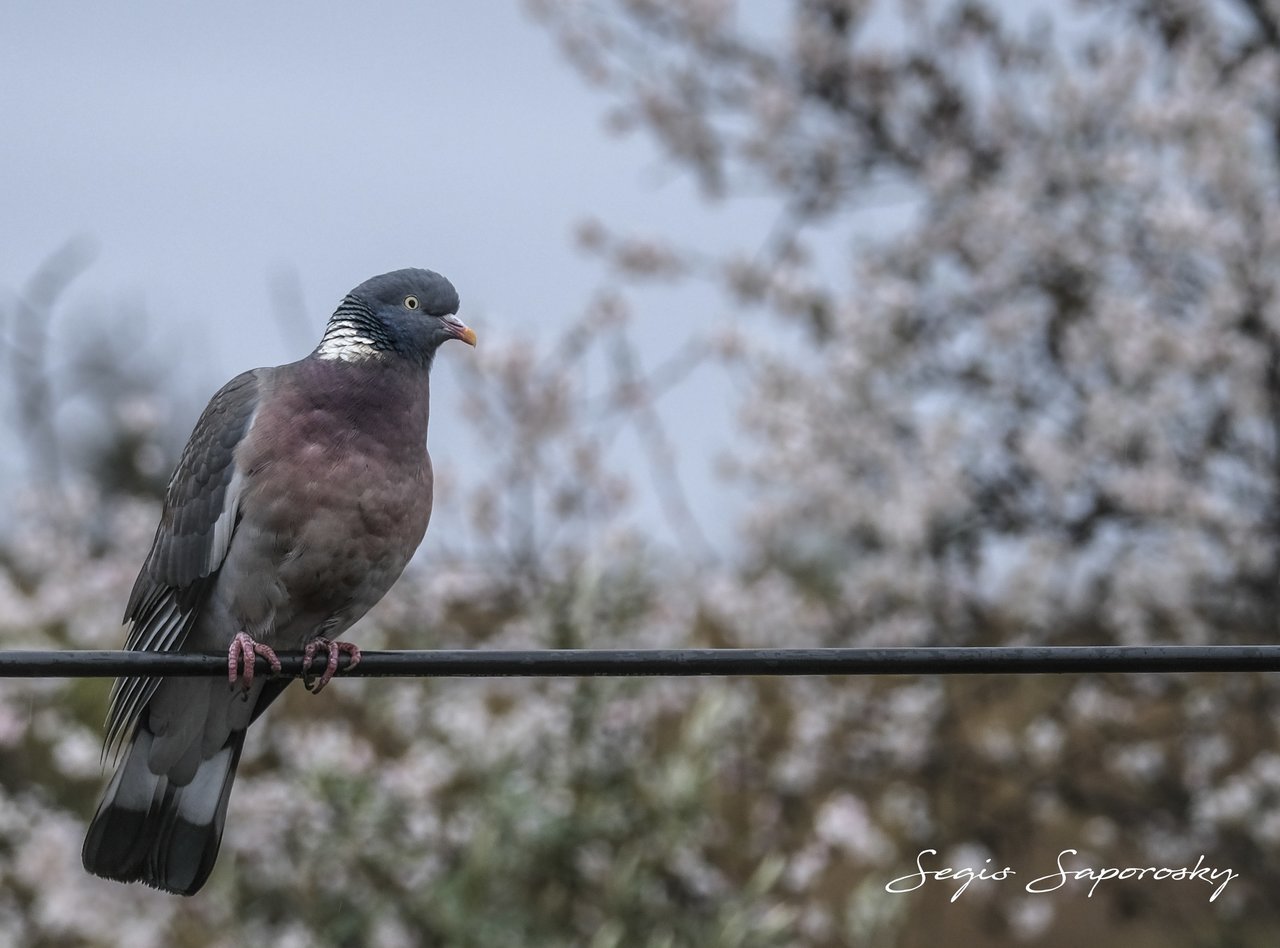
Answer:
xmin=104 ymin=370 xmax=264 ymax=760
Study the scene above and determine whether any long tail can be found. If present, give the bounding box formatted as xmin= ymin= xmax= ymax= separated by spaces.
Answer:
xmin=82 ymin=725 xmax=245 ymax=896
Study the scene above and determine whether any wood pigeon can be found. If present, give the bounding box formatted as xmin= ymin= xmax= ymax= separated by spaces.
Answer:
xmin=82 ymin=268 xmax=476 ymax=895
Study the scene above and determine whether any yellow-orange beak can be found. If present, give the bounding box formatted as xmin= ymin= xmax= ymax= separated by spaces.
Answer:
xmin=445 ymin=316 xmax=477 ymax=347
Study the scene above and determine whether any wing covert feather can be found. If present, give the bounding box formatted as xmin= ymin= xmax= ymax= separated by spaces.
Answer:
xmin=105 ymin=369 xmax=264 ymax=758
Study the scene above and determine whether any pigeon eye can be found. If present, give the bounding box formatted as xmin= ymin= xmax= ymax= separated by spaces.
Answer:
xmin=404 ymin=296 xmax=419 ymax=310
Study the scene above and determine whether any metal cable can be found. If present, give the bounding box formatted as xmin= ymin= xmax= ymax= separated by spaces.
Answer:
xmin=1 ymin=645 xmax=1278 ymax=678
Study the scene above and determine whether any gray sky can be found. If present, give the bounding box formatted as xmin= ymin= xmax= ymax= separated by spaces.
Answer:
xmin=0 ymin=2 xmax=786 ymax=551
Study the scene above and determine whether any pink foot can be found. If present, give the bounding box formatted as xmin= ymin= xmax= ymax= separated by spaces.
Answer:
xmin=302 ymin=637 xmax=361 ymax=693
xmin=228 ymin=631 xmax=281 ymax=690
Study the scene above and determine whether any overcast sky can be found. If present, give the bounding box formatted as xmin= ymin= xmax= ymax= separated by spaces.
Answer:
xmin=0 ymin=2 xmax=797 ymax=551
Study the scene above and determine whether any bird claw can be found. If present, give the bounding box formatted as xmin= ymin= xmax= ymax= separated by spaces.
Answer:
xmin=228 ymin=631 xmax=282 ymax=691
xmin=302 ymin=637 xmax=361 ymax=693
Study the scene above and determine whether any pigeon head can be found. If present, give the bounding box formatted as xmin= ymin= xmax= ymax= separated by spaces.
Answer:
xmin=315 ymin=268 xmax=476 ymax=365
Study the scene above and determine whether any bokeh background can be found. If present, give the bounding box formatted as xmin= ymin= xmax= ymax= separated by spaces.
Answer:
xmin=3 ymin=1 xmax=1280 ymax=945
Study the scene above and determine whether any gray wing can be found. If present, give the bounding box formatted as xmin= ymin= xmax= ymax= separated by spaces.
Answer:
xmin=104 ymin=369 xmax=263 ymax=759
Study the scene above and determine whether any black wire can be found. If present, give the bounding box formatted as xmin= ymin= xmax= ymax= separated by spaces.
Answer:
xmin=1 ymin=646 xmax=1279 ymax=678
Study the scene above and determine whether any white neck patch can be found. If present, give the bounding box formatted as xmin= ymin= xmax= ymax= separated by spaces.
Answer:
xmin=315 ymin=320 xmax=383 ymax=362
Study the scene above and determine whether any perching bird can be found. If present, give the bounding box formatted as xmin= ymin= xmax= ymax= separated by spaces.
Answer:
xmin=82 ymin=268 xmax=475 ymax=895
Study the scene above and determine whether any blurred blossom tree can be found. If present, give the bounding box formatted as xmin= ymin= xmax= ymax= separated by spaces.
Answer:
xmin=534 ymin=0 xmax=1280 ymax=648
xmin=5 ymin=1 xmax=1280 ymax=944
xmin=529 ymin=0 xmax=1280 ymax=943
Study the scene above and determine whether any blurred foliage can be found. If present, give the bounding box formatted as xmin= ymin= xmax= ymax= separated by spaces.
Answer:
xmin=6 ymin=0 xmax=1280 ymax=945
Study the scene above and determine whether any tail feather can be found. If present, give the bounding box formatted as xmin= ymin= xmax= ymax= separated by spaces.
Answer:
xmin=83 ymin=726 xmax=245 ymax=896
